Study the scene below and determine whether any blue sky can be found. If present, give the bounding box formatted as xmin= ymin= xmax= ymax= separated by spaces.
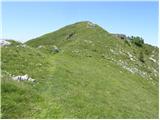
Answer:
xmin=2 ymin=1 xmax=158 ymax=46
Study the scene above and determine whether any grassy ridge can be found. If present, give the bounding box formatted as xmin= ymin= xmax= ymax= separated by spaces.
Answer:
xmin=1 ymin=21 xmax=159 ymax=118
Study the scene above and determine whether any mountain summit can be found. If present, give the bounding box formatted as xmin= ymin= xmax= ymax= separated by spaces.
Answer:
xmin=1 ymin=21 xmax=159 ymax=118
xmin=26 ymin=21 xmax=108 ymax=47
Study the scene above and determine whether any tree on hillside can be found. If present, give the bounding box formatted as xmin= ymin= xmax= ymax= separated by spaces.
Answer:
xmin=130 ymin=36 xmax=144 ymax=47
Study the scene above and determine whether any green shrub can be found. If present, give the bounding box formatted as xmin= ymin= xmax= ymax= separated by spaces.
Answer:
xmin=130 ymin=36 xmax=144 ymax=47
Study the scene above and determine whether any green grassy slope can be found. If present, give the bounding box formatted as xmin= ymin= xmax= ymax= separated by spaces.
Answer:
xmin=1 ymin=21 xmax=159 ymax=118
xmin=26 ymin=21 xmax=159 ymax=82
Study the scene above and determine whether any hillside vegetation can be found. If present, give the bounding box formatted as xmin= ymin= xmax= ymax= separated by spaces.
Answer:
xmin=1 ymin=21 xmax=159 ymax=118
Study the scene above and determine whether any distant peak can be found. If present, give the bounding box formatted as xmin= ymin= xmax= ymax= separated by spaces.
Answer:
xmin=73 ymin=21 xmax=97 ymax=29
xmin=75 ymin=21 xmax=95 ymax=25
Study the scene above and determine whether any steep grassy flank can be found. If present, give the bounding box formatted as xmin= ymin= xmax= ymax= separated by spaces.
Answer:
xmin=1 ymin=21 xmax=159 ymax=118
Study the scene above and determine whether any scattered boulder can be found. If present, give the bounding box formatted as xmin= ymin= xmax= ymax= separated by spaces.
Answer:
xmin=28 ymin=77 xmax=35 ymax=82
xmin=127 ymin=52 xmax=135 ymax=61
xmin=110 ymin=48 xmax=114 ymax=53
xmin=149 ymin=57 xmax=156 ymax=63
xmin=112 ymin=34 xmax=127 ymax=40
xmin=12 ymin=74 xmax=35 ymax=82
xmin=0 ymin=40 xmax=11 ymax=46
xmin=52 ymin=45 xmax=59 ymax=53
xmin=87 ymin=22 xmax=96 ymax=28
xmin=66 ymin=32 xmax=75 ymax=40
xmin=37 ymin=45 xmax=44 ymax=48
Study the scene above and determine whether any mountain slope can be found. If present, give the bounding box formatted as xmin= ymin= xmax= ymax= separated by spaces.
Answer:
xmin=1 ymin=21 xmax=159 ymax=118
xmin=26 ymin=21 xmax=158 ymax=82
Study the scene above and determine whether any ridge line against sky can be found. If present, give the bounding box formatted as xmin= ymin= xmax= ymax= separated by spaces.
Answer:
xmin=1 ymin=1 xmax=158 ymax=46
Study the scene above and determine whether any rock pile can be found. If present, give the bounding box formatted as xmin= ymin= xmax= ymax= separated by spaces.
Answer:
xmin=12 ymin=74 xmax=35 ymax=82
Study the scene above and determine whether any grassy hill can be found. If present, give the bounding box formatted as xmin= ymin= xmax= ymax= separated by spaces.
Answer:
xmin=1 ymin=21 xmax=159 ymax=118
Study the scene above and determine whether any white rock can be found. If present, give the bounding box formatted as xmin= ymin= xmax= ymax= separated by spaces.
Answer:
xmin=87 ymin=22 xmax=96 ymax=26
xmin=12 ymin=74 xmax=35 ymax=82
xmin=110 ymin=49 xmax=114 ymax=53
xmin=53 ymin=45 xmax=59 ymax=52
xmin=0 ymin=40 xmax=11 ymax=46
xmin=37 ymin=45 xmax=43 ymax=48
xmin=87 ymin=22 xmax=96 ymax=28
xmin=28 ymin=78 xmax=35 ymax=82
xmin=149 ymin=57 xmax=156 ymax=63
